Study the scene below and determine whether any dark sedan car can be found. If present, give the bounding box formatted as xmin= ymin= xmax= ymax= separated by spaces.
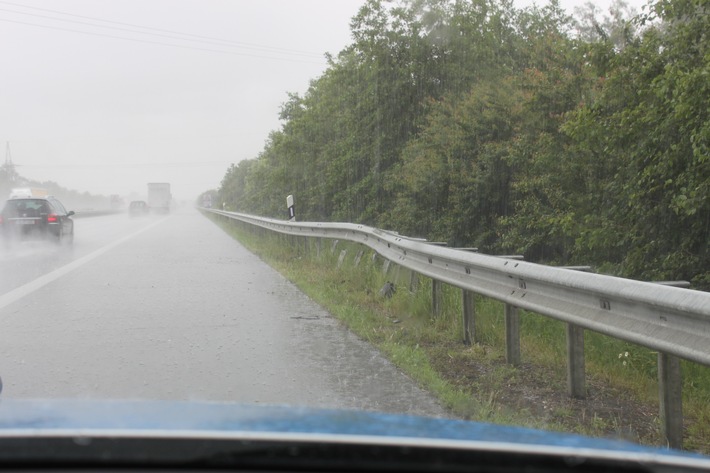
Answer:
xmin=0 ymin=196 xmax=74 ymax=243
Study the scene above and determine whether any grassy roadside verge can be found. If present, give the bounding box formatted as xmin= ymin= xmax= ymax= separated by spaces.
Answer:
xmin=206 ymin=213 xmax=710 ymax=454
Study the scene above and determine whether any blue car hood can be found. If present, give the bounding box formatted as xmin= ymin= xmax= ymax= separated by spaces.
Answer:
xmin=0 ymin=399 xmax=705 ymax=460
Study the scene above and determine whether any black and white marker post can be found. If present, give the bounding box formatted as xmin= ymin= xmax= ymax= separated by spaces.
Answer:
xmin=287 ymin=194 xmax=296 ymax=221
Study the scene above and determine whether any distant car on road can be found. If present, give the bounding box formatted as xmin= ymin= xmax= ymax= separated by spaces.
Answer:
xmin=128 ymin=200 xmax=149 ymax=216
xmin=0 ymin=195 xmax=75 ymax=243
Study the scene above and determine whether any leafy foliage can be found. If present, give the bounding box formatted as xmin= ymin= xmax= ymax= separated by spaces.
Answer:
xmin=217 ymin=0 xmax=710 ymax=288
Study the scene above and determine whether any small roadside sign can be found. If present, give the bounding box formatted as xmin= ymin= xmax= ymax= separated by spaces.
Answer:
xmin=287 ymin=195 xmax=295 ymax=221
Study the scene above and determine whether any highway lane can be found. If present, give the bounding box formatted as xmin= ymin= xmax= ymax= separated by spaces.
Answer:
xmin=0 ymin=211 xmax=164 ymax=295
xmin=0 ymin=207 xmax=448 ymax=417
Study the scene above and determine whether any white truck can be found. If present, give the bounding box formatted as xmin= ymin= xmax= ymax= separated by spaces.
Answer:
xmin=147 ymin=183 xmax=171 ymax=213
xmin=8 ymin=187 xmax=48 ymax=199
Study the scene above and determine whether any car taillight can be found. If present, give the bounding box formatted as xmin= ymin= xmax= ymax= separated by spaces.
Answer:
xmin=47 ymin=214 xmax=58 ymax=223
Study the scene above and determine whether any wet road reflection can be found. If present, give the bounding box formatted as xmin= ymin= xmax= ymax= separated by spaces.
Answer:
xmin=0 ymin=207 xmax=448 ymax=418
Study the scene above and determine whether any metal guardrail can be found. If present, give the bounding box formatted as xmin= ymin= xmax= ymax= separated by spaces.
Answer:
xmin=204 ymin=208 xmax=710 ymax=449
xmin=206 ymin=208 xmax=710 ymax=365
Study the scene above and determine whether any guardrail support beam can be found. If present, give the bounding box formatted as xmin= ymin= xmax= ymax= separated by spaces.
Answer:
xmin=354 ymin=249 xmax=364 ymax=267
xmin=432 ymin=280 xmax=442 ymax=318
xmin=337 ymin=249 xmax=348 ymax=268
xmin=393 ymin=264 xmax=402 ymax=284
xmin=409 ymin=270 xmax=419 ymax=292
xmin=658 ymin=352 xmax=683 ymax=449
xmin=566 ymin=324 xmax=586 ymax=399
xmin=505 ymin=304 xmax=521 ymax=366
xmin=462 ymin=290 xmax=475 ymax=345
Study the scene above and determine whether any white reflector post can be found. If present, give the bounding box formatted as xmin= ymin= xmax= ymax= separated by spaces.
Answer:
xmin=286 ymin=195 xmax=295 ymax=221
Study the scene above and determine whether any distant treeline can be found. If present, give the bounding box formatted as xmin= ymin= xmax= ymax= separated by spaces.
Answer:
xmin=0 ymin=164 xmax=112 ymax=211
xmin=217 ymin=0 xmax=710 ymax=288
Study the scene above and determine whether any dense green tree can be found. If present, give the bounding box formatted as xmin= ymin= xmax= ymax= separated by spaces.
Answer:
xmin=564 ymin=0 xmax=710 ymax=284
xmin=218 ymin=159 xmax=255 ymax=211
xmin=386 ymin=78 xmax=519 ymax=247
xmin=216 ymin=0 xmax=709 ymax=287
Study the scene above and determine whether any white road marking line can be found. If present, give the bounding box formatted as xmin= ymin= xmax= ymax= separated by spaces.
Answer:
xmin=0 ymin=217 xmax=169 ymax=312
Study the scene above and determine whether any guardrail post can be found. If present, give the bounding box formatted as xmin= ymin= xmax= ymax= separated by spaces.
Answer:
xmin=337 ymin=249 xmax=348 ymax=268
xmin=409 ymin=271 xmax=419 ymax=292
xmin=505 ymin=304 xmax=521 ymax=366
xmin=658 ymin=352 xmax=683 ymax=449
xmin=316 ymin=238 xmax=322 ymax=258
xmin=566 ymin=324 xmax=586 ymax=399
xmin=652 ymin=281 xmax=685 ymax=449
xmin=392 ymin=264 xmax=402 ymax=284
xmin=432 ymin=280 xmax=442 ymax=317
xmin=354 ymin=249 xmax=364 ymax=267
xmin=293 ymin=235 xmax=300 ymax=254
xmin=462 ymin=290 xmax=475 ymax=345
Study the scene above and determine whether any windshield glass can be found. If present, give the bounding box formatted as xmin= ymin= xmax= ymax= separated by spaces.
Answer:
xmin=1 ymin=0 xmax=709 ymax=462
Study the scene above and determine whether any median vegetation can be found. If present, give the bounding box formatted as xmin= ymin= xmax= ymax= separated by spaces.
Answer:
xmin=208 ymin=214 xmax=710 ymax=454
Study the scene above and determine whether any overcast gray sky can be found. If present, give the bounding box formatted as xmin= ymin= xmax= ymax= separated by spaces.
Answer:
xmin=1 ymin=0 xmax=648 ymax=201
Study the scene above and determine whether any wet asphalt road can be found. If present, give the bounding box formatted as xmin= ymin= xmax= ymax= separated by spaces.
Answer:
xmin=0 ymin=207 xmax=448 ymax=417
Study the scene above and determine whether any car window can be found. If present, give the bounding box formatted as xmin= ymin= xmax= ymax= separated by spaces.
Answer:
xmin=49 ymin=198 xmax=68 ymax=215
xmin=3 ymin=199 xmax=44 ymax=217
xmin=39 ymin=201 xmax=51 ymax=215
